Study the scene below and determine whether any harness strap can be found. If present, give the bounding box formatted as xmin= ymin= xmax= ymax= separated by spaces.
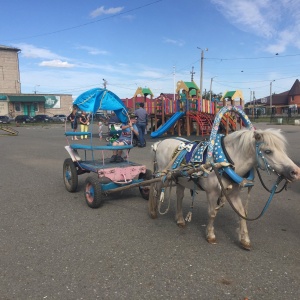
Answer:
xmin=212 ymin=165 xmax=285 ymax=221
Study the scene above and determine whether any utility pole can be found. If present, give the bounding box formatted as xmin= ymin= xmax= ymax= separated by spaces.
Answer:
xmin=173 ymin=65 xmax=176 ymax=102
xmin=190 ymin=66 xmax=195 ymax=82
xmin=253 ymin=91 xmax=256 ymax=118
xmin=197 ymin=47 xmax=208 ymax=101
xmin=270 ymin=80 xmax=275 ymax=116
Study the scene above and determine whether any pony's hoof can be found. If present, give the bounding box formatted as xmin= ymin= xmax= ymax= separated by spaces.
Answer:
xmin=177 ymin=221 xmax=186 ymax=228
xmin=149 ymin=211 xmax=157 ymax=219
xmin=240 ymin=240 xmax=251 ymax=250
xmin=207 ymin=237 xmax=217 ymax=244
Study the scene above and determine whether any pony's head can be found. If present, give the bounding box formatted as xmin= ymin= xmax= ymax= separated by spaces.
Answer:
xmin=225 ymin=128 xmax=300 ymax=182
xmin=253 ymin=129 xmax=300 ymax=182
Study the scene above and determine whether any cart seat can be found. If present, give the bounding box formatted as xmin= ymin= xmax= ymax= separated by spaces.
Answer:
xmin=65 ymin=131 xmax=92 ymax=137
xmin=70 ymin=144 xmax=133 ymax=151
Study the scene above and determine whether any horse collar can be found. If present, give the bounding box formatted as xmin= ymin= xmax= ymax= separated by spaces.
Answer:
xmin=213 ymin=134 xmax=254 ymax=187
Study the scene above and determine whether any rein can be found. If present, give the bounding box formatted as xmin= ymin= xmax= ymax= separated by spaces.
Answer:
xmin=214 ymin=140 xmax=288 ymax=221
xmin=213 ymin=165 xmax=285 ymax=221
xmin=256 ymin=167 xmax=288 ymax=194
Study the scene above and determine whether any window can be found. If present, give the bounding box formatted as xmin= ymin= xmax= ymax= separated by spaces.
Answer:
xmin=14 ymin=102 xmax=21 ymax=112
xmin=33 ymin=102 xmax=39 ymax=112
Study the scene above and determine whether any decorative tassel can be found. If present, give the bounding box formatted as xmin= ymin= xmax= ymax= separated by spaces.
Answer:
xmin=160 ymin=188 xmax=165 ymax=202
xmin=185 ymin=211 xmax=192 ymax=222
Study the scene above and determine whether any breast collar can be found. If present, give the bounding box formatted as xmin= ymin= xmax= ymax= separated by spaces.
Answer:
xmin=213 ymin=134 xmax=254 ymax=187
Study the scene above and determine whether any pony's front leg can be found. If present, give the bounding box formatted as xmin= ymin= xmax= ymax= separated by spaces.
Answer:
xmin=230 ymin=187 xmax=251 ymax=250
xmin=148 ymin=182 xmax=162 ymax=219
xmin=206 ymin=189 xmax=221 ymax=244
xmin=176 ymin=185 xmax=186 ymax=227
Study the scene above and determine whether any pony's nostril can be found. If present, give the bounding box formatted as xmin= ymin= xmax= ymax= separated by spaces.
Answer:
xmin=291 ymin=169 xmax=300 ymax=179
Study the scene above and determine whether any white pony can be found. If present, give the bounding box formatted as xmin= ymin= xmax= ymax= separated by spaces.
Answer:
xmin=149 ymin=129 xmax=300 ymax=250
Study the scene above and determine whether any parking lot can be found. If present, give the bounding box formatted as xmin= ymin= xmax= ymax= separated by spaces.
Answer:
xmin=0 ymin=122 xmax=299 ymax=299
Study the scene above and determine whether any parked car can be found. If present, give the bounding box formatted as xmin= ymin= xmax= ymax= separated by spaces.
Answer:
xmin=33 ymin=114 xmax=53 ymax=122
xmin=0 ymin=115 xmax=11 ymax=124
xmin=52 ymin=114 xmax=67 ymax=122
xmin=15 ymin=115 xmax=34 ymax=123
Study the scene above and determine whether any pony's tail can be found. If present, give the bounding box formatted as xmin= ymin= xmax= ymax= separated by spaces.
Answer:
xmin=152 ymin=141 xmax=161 ymax=173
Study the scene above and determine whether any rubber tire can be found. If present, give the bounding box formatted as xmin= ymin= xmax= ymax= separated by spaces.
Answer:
xmin=139 ymin=169 xmax=153 ymax=200
xmin=63 ymin=158 xmax=78 ymax=192
xmin=132 ymin=136 xmax=138 ymax=147
xmin=84 ymin=176 xmax=103 ymax=208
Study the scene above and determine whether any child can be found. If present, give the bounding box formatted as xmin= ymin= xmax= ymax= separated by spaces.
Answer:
xmin=110 ymin=114 xmax=138 ymax=163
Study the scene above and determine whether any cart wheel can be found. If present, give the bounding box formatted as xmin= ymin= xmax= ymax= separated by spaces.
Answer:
xmin=139 ymin=169 xmax=153 ymax=200
xmin=132 ymin=136 xmax=138 ymax=147
xmin=84 ymin=176 xmax=103 ymax=208
xmin=63 ymin=158 xmax=78 ymax=192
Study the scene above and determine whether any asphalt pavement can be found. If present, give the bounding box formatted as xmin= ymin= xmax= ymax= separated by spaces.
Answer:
xmin=0 ymin=122 xmax=299 ymax=299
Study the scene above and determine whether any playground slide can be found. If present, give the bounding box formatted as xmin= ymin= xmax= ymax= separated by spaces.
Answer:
xmin=151 ymin=111 xmax=185 ymax=138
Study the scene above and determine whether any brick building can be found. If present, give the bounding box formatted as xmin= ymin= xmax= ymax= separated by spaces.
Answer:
xmin=246 ymin=79 xmax=300 ymax=116
xmin=0 ymin=45 xmax=73 ymax=118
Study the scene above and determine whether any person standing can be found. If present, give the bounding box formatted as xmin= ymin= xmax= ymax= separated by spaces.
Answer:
xmin=79 ymin=111 xmax=89 ymax=139
xmin=67 ymin=106 xmax=78 ymax=140
xmin=134 ymin=102 xmax=148 ymax=147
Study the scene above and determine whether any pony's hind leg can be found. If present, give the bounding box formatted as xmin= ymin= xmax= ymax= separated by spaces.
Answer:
xmin=176 ymin=185 xmax=186 ymax=227
xmin=148 ymin=182 xmax=162 ymax=219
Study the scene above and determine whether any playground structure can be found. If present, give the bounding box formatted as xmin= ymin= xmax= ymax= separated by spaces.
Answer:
xmin=122 ymin=84 xmax=245 ymax=137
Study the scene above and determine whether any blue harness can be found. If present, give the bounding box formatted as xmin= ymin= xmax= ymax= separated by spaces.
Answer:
xmin=171 ymin=134 xmax=254 ymax=187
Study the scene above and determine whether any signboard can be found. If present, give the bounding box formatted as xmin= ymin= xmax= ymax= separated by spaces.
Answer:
xmin=0 ymin=101 xmax=8 ymax=115
xmin=44 ymin=95 xmax=61 ymax=109
xmin=261 ymin=97 xmax=267 ymax=103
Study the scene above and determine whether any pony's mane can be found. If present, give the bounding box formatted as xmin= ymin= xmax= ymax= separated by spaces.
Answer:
xmin=225 ymin=128 xmax=287 ymax=154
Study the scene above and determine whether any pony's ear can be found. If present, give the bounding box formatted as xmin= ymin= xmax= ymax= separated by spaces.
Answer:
xmin=253 ymin=131 xmax=263 ymax=142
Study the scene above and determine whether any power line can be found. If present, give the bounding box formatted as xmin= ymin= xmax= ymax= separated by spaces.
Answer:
xmin=3 ymin=0 xmax=164 ymax=42
xmin=206 ymin=53 xmax=300 ymax=61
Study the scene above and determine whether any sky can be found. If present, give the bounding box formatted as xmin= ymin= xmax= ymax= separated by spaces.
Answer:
xmin=1 ymin=0 xmax=300 ymax=102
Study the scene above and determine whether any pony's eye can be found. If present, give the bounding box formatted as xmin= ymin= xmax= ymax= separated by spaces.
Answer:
xmin=264 ymin=149 xmax=272 ymax=155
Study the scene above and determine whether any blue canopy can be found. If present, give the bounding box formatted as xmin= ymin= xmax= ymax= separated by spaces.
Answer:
xmin=73 ymin=88 xmax=128 ymax=123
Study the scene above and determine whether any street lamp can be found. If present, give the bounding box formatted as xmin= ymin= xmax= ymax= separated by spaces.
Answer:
xmin=34 ymin=85 xmax=40 ymax=94
xmin=248 ymin=88 xmax=253 ymax=117
xmin=270 ymin=80 xmax=275 ymax=116
xmin=209 ymin=76 xmax=217 ymax=102
xmin=197 ymin=47 xmax=208 ymax=101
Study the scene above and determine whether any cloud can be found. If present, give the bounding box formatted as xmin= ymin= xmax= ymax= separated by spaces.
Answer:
xmin=137 ymin=70 xmax=163 ymax=78
xmin=90 ymin=6 xmax=124 ymax=18
xmin=211 ymin=0 xmax=300 ymax=52
xmin=211 ymin=0 xmax=276 ymax=38
xmin=163 ymin=38 xmax=185 ymax=47
xmin=14 ymin=43 xmax=63 ymax=60
xmin=39 ymin=60 xmax=75 ymax=68
xmin=76 ymin=45 xmax=109 ymax=55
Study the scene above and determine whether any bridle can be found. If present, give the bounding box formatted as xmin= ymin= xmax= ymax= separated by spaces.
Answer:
xmin=214 ymin=139 xmax=288 ymax=221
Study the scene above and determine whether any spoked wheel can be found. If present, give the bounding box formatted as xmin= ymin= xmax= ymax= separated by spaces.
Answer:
xmin=84 ymin=176 xmax=103 ymax=208
xmin=63 ymin=158 xmax=78 ymax=192
xmin=132 ymin=136 xmax=138 ymax=147
xmin=139 ymin=169 xmax=153 ymax=200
